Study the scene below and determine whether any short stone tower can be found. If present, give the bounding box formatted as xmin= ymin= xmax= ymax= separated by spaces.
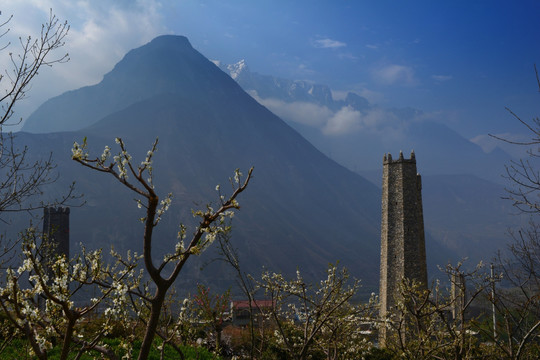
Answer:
xmin=379 ymin=151 xmax=427 ymax=345
xmin=451 ymin=271 xmax=466 ymax=325
xmin=39 ymin=207 xmax=70 ymax=310
xmin=43 ymin=207 xmax=70 ymax=259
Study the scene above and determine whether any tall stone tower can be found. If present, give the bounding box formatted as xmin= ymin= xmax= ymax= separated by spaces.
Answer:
xmin=379 ymin=151 xmax=427 ymax=345
xmin=43 ymin=207 xmax=70 ymax=259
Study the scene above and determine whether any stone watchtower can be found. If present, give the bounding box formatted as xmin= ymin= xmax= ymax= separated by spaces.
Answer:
xmin=43 ymin=207 xmax=70 ymax=259
xmin=379 ymin=151 xmax=427 ymax=345
xmin=39 ymin=207 xmax=70 ymax=310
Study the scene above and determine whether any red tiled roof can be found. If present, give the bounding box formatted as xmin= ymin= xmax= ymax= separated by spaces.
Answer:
xmin=232 ymin=300 xmax=274 ymax=309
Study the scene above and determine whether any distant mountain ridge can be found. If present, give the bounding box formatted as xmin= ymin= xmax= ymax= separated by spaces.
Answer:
xmin=215 ymin=59 xmax=369 ymax=112
xmin=217 ymin=59 xmax=512 ymax=182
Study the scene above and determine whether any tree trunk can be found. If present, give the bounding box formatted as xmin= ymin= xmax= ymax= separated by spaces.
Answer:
xmin=138 ymin=289 xmax=167 ymax=360
xmin=216 ymin=326 xmax=222 ymax=354
xmin=60 ymin=318 xmax=76 ymax=360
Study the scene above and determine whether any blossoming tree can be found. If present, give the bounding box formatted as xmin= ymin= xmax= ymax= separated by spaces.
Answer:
xmin=193 ymin=285 xmax=231 ymax=353
xmin=0 ymin=228 xmax=141 ymax=360
xmin=0 ymin=10 xmax=74 ymax=272
xmin=72 ymin=137 xmax=252 ymax=360
xmin=256 ymin=265 xmax=376 ymax=360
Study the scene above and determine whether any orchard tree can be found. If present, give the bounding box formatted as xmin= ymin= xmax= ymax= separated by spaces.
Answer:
xmin=218 ymin=233 xmax=377 ymax=359
xmin=0 ymin=12 xmax=75 ymax=348
xmin=382 ymin=262 xmax=493 ymax=360
xmin=490 ymin=65 xmax=540 ymax=214
xmin=0 ymin=10 xmax=72 ymax=219
xmin=193 ymin=285 xmax=231 ymax=354
xmin=216 ymin=232 xmax=259 ymax=358
xmin=72 ymin=137 xmax=252 ymax=360
xmin=485 ymin=66 xmax=540 ymax=359
xmin=480 ymin=227 xmax=540 ymax=360
xmin=0 ymin=227 xmax=141 ymax=360
xmin=148 ymin=293 xmax=202 ymax=359
xmin=256 ymin=264 xmax=375 ymax=360
xmin=0 ymin=9 xmax=69 ymax=126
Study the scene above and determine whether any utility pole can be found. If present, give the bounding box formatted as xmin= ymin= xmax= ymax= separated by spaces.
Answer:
xmin=491 ymin=263 xmax=497 ymax=340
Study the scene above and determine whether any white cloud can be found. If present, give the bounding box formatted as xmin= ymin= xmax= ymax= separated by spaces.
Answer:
xmin=470 ymin=133 xmax=529 ymax=158
xmin=358 ymin=88 xmax=385 ymax=104
xmin=337 ymin=52 xmax=360 ymax=60
xmin=373 ymin=64 xmax=416 ymax=86
xmin=2 ymin=1 xmax=165 ymax=85
xmin=361 ymin=108 xmax=398 ymax=129
xmin=332 ymin=87 xmax=385 ymax=104
xmin=313 ymin=38 xmax=346 ymax=49
xmin=0 ymin=0 xmax=166 ymax=129
xmin=323 ymin=106 xmax=362 ymax=135
xmin=55 ymin=0 xmax=165 ymax=86
xmin=248 ymin=90 xmax=407 ymax=138
xmin=331 ymin=90 xmax=348 ymax=101
xmin=322 ymin=106 xmax=408 ymax=137
xmin=469 ymin=134 xmax=498 ymax=153
xmin=432 ymin=74 xmax=452 ymax=81
xmin=297 ymin=63 xmax=315 ymax=75
xmin=250 ymin=94 xmax=332 ymax=128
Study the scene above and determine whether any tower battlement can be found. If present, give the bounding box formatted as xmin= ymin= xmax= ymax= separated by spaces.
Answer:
xmin=383 ymin=150 xmax=416 ymax=165
xmin=45 ymin=206 xmax=71 ymax=214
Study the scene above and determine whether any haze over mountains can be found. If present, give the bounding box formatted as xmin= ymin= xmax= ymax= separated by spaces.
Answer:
xmin=16 ymin=35 xmax=385 ymax=292
xmin=217 ymin=59 xmax=523 ymax=261
xmin=217 ymin=59 xmax=513 ymax=180
xmin=14 ymin=35 xmax=522 ymax=293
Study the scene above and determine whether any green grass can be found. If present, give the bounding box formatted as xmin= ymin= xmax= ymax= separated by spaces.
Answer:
xmin=0 ymin=338 xmax=220 ymax=360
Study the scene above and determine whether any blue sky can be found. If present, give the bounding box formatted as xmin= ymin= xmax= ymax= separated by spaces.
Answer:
xmin=2 ymin=0 xmax=539 ymax=144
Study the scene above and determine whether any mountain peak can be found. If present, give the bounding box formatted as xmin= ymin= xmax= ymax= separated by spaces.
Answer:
xmin=22 ymin=34 xmax=244 ymax=133
xmin=147 ymin=34 xmax=192 ymax=48
xmin=226 ymin=59 xmax=249 ymax=80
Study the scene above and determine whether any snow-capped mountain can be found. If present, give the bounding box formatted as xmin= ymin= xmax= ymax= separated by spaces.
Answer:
xmin=217 ymin=60 xmax=358 ymax=111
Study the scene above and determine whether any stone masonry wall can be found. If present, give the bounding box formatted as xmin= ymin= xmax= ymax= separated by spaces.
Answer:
xmin=379 ymin=151 xmax=427 ymax=345
xmin=43 ymin=207 xmax=70 ymax=259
